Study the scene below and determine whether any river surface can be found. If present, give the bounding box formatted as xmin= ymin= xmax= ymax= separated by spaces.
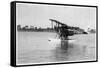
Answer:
xmin=16 ymin=32 xmax=96 ymax=65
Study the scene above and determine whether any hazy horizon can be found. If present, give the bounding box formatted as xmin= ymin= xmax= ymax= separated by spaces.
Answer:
xmin=16 ymin=3 xmax=96 ymax=29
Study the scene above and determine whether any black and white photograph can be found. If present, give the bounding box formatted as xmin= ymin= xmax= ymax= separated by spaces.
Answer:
xmin=13 ymin=2 xmax=97 ymax=66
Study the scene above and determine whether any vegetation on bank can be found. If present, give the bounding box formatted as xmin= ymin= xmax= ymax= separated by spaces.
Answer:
xmin=17 ymin=25 xmax=55 ymax=32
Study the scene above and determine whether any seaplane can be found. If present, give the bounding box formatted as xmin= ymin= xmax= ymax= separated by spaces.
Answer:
xmin=48 ymin=19 xmax=87 ymax=42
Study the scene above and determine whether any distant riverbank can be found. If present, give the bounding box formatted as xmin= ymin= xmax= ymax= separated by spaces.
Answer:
xmin=17 ymin=29 xmax=55 ymax=32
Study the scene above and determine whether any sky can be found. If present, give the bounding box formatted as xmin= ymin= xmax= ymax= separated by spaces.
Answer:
xmin=16 ymin=3 xmax=96 ymax=29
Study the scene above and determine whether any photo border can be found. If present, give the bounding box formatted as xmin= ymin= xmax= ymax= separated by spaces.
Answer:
xmin=10 ymin=1 xmax=98 ymax=67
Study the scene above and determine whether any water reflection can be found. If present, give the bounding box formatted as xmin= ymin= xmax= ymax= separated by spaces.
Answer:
xmin=53 ymin=39 xmax=95 ymax=62
xmin=60 ymin=41 xmax=69 ymax=50
xmin=53 ymin=41 xmax=74 ymax=61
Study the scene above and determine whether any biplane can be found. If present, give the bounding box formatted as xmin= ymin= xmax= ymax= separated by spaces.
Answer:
xmin=49 ymin=19 xmax=87 ymax=40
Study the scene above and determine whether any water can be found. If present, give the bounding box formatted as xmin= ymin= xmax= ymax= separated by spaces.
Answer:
xmin=16 ymin=32 xmax=96 ymax=65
